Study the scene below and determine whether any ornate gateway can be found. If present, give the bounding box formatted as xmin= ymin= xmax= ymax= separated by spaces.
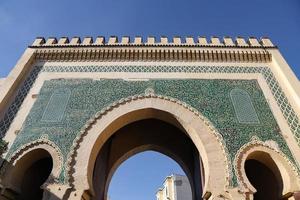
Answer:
xmin=0 ymin=36 xmax=299 ymax=200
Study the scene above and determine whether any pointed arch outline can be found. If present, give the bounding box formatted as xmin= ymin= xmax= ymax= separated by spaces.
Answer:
xmin=65 ymin=93 xmax=232 ymax=195
xmin=1 ymin=135 xmax=64 ymax=191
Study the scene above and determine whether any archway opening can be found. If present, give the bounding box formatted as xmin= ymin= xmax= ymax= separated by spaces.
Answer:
xmin=9 ymin=149 xmax=53 ymax=200
xmin=18 ymin=157 xmax=53 ymax=200
xmin=91 ymin=118 xmax=204 ymax=200
xmin=245 ymin=157 xmax=283 ymax=200
xmin=107 ymin=151 xmax=192 ymax=200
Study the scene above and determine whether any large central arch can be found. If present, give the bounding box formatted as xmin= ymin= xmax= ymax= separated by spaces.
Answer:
xmin=67 ymin=95 xmax=230 ymax=199
xmin=95 ymin=118 xmax=202 ymax=200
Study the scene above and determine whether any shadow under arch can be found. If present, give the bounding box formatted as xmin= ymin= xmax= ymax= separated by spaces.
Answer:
xmin=4 ymin=148 xmax=53 ymax=199
xmin=1 ymin=141 xmax=63 ymax=200
xmin=94 ymin=118 xmax=202 ymax=200
xmin=68 ymin=96 xmax=230 ymax=199
xmin=235 ymin=140 xmax=300 ymax=199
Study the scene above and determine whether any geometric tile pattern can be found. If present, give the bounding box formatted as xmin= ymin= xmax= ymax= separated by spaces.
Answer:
xmin=0 ymin=66 xmax=42 ymax=138
xmin=1 ymin=65 xmax=300 ymax=185
xmin=0 ymin=65 xmax=298 ymax=147
xmin=262 ymin=68 xmax=300 ymax=146
xmin=6 ymin=77 xmax=298 ymax=186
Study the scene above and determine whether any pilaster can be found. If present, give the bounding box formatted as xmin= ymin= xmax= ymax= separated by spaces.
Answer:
xmin=43 ymin=184 xmax=71 ymax=200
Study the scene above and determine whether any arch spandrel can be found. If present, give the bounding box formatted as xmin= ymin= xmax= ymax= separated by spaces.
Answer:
xmin=66 ymin=95 xmax=231 ymax=197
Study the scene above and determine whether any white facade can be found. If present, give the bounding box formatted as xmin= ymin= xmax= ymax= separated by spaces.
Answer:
xmin=156 ymin=174 xmax=192 ymax=200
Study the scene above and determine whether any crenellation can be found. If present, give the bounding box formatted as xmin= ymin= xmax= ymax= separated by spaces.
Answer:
xmin=82 ymin=37 xmax=93 ymax=45
xmin=198 ymin=36 xmax=208 ymax=45
xmin=147 ymin=36 xmax=155 ymax=44
xmin=185 ymin=37 xmax=195 ymax=45
xmin=223 ymin=37 xmax=234 ymax=46
xmin=134 ymin=36 xmax=142 ymax=44
xmin=31 ymin=36 xmax=276 ymax=48
xmin=32 ymin=37 xmax=45 ymax=46
xmin=69 ymin=37 xmax=81 ymax=45
xmin=173 ymin=37 xmax=181 ymax=45
xmin=248 ymin=37 xmax=260 ymax=47
xmin=94 ymin=36 xmax=105 ymax=45
xmin=29 ymin=36 xmax=278 ymax=48
xmin=160 ymin=36 xmax=168 ymax=44
xmin=58 ymin=37 xmax=69 ymax=45
xmin=45 ymin=37 xmax=57 ymax=45
xmin=211 ymin=37 xmax=223 ymax=46
xmin=121 ymin=36 xmax=130 ymax=44
xmin=261 ymin=37 xmax=274 ymax=47
xmin=236 ymin=37 xmax=248 ymax=46
xmin=108 ymin=36 xmax=118 ymax=44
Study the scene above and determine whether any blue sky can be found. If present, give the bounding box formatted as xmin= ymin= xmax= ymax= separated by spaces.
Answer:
xmin=0 ymin=1 xmax=300 ymax=200
xmin=108 ymin=151 xmax=185 ymax=200
xmin=0 ymin=0 xmax=300 ymax=78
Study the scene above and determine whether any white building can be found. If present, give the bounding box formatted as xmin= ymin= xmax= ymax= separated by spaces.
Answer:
xmin=156 ymin=174 xmax=192 ymax=200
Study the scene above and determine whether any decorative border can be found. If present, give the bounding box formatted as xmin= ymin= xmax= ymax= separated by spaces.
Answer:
xmin=33 ymin=48 xmax=272 ymax=63
xmin=65 ymin=93 xmax=232 ymax=187
xmin=0 ymin=66 xmax=42 ymax=138
xmin=7 ymin=135 xmax=63 ymax=165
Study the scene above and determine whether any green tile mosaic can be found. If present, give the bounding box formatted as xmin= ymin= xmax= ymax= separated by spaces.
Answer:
xmin=2 ymin=65 xmax=300 ymax=151
xmin=0 ymin=67 xmax=41 ymax=137
xmin=7 ymin=78 xmax=298 ymax=186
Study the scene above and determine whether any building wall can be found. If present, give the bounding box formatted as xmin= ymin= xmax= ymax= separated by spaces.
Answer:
xmin=0 ymin=36 xmax=300 ymax=200
xmin=156 ymin=175 xmax=192 ymax=200
xmin=173 ymin=175 xmax=192 ymax=200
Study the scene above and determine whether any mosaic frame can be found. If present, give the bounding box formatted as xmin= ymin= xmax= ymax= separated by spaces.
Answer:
xmin=1 ymin=64 xmax=300 ymax=186
xmin=1 ymin=65 xmax=297 ymax=146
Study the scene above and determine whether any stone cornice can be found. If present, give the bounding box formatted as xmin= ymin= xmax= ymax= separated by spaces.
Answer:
xmin=33 ymin=47 xmax=272 ymax=63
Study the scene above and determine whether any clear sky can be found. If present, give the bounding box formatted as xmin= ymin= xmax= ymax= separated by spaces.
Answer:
xmin=0 ymin=0 xmax=300 ymax=78
xmin=0 ymin=1 xmax=300 ymax=200
xmin=108 ymin=151 xmax=185 ymax=200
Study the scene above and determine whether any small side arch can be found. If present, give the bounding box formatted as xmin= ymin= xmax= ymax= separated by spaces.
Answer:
xmin=2 ymin=137 xmax=63 ymax=193
xmin=234 ymin=138 xmax=300 ymax=198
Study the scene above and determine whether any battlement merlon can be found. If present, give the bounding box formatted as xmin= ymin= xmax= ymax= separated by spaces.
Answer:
xmin=30 ymin=36 xmax=276 ymax=48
